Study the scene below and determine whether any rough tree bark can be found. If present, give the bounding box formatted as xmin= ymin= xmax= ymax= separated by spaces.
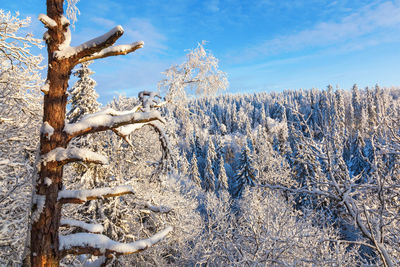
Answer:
xmin=28 ymin=1 xmax=160 ymax=266
xmin=30 ymin=1 xmax=72 ymax=265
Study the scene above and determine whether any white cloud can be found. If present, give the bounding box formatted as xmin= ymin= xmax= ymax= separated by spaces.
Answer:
xmin=90 ymin=17 xmax=116 ymax=28
xmin=232 ymin=1 xmax=400 ymax=62
xmin=123 ymin=18 xmax=167 ymax=53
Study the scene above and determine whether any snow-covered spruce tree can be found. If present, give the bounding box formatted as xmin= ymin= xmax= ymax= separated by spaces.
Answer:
xmin=216 ymin=155 xmax=228 ymax=192
xmin=0 ymin=10 xmax=43 ymax=266
xmin=30 ymin=1 xmax=171 ymax=265
xmin=67 ymin=61 xmax=100 ymax=123
xmin=65 ymin=60 xmax=101 ymax=196
xmin=233 ymin=143 xmax=257 ymax=198
xmin=189 ymin=153 xmax=201 ymax=187
xmin=202 ymin=146 xmax=216 ymax=192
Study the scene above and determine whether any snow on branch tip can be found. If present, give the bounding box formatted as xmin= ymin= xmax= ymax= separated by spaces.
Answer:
xmin=61 ymin=218 xmax=104 ymax=233
xmin=59 ymin=226 xmax=173 ymax=256
xmin=40 ymin=147 xmax=108 ymax=168
xmin=78 ymin=41 xmax=144 ymax=63
xmin=58 ymin=185 xmax=134 ymax=204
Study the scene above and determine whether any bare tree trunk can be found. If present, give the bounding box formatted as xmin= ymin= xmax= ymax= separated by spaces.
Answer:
xmin=30 ymin=1 xmax=71 ymax=265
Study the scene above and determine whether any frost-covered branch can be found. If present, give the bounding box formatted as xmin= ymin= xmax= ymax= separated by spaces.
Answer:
xmin=59 ymin=226 xmax=172 ymax=257
xmin=0 ymin=10 xmax=43 ymax=86
xmin=149 ymin=121 xmax=173 ymax=173
xmin=79 ymin=41 xmax=144 ymax=63
xmin=137 ymin=202 xmax=172 ymax=213
xmin=40 ymin=147 xmax=108 ymax=167
xmin=64 ymin=108 xmax=165 ymax=142
xmin=66 ymin=0 xmax=80 ymax=26
xmin=60 ymin=218 xmax=104 ymax=233
xmin=58 ymin=185 xmax=134 ymax=204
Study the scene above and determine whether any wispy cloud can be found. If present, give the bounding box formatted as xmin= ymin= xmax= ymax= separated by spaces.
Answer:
xmin=206 ymin=0 xmax=220 ymax=13
xmin=228 ymin=1 xmax=400 ymax=63
xmin=90 ymin=17 xmax=116 ymax=28
xmin=124 ymin=18 xmax=168 ymax=53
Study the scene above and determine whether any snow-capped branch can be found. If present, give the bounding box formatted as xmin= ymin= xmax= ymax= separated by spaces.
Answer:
xmin=61 ymin=218 xmax=104 ymax=233
xmin=64 ymin=108 xmax=165 ymax=142
xmin=59 ymin=226 xmax=172 ymax=257
xmin=40 ymin=147 xmax=108 ymax=167
xmin=58 ymin=185 xmax=134 ymax=204
xmin=38 ymin=14 xmax=57 ymax=28
xmin=78 ymin=41 xmax=144 ymax=63
xmin=66 ymin=26 xmax=125 ymax=62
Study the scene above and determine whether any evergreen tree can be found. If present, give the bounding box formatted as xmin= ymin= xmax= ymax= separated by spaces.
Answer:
xmin=351 ymin=84 xmax=367 ymax=135
xmin=216 ymin=155 xmax=228 ymax=191
xmin=335 ymin=89 xmax=346 ymax=138
xmin=246 ymin=134 xmax=254 ymax=153
xmin=189 ymin=153 xmax=201 ymax=187
xmin=207 ymin=137 xmax=218 ymax=176
xmin=233 ymin=144 xmax=257 ymax=198
xmin=202 ymin=143 xmax=216 ymax=192
xmin=366 ymin=87 xmax=377 ymax=134
xmin=192 ymin=133 xmax=203 ymax=158
xmin=67 ymin=61 xmax=100 ymax=123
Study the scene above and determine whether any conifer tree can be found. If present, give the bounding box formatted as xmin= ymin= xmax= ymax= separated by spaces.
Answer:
xmin=67 ymin=61 xmax=100 ymax=123
xmin=207 ymin=137 xmax=218 ymax=176
xmin=216 ymin=155 xmax=228 ymax=191
xmin=189 ymin=153 xmax=201 ymax=187
xmin=233 ymin=144 xmax=256 ymax=198
xmin=202 ymin=149 xmax=216 ymax=192
xmin=351 ymin=84 xmax=367 ymax=135
xmin=335 ymin=89 xmax=346 ymax=138
xmin=366 ymin=87 xmax=377 ymax=134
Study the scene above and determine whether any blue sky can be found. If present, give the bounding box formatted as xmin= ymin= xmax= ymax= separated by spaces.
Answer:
xmin=3 ymin=0 xmax=400 ymax=103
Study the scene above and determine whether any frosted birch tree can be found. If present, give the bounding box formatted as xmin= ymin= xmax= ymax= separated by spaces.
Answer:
xmin=158 ymin=42 xmax=228 ymax=142
xmin=159 ymin=42 xmax=228 ymax=105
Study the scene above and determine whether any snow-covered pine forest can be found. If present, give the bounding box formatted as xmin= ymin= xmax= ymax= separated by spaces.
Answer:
xmin=1 ymin=2 xmax=400 ymax=267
